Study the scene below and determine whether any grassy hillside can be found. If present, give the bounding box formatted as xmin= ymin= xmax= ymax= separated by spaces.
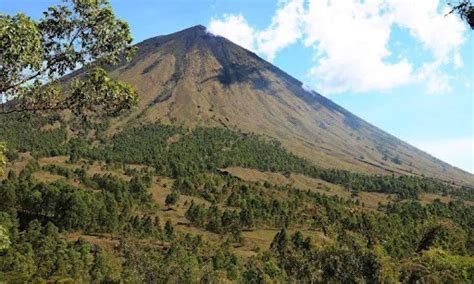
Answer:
xmin=97 ymin=25 xmax=473 ymax=186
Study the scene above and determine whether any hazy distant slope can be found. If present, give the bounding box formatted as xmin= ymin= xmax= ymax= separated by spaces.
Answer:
xmin=96 ymin=25 xmax=472 ymax=185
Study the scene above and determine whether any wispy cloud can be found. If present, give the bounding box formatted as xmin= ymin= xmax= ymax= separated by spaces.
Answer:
xmin=208 ymin=14 xmax=256 ymax=50
xmin=208 ymin=0 xmax=304 ymax=61
xmin=303 ymin=0 xmax=414 ymax=93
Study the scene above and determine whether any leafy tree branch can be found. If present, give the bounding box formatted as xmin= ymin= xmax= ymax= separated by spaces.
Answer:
xmin=0 ymin=0 xmax=138 ymax=115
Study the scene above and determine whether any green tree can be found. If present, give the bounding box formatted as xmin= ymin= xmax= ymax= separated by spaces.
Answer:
xmin=239 ymin=208 xmax=255 ymax=229
xmin=242 ymin=257 xmax=267 ymax=283
xmin=0 ymin=0 xmax=138 ymax=179
xmin=0 ymin=143 xmax=5 ymax=176
xmin=164 ymin=220 xmax=174 ymax=239
xmin=0 ymin=0 xmax=137 ymax=116
xmin=90 ymin=248 xmax=121 ymax=282
xmin=270 ymin=228 xmax=288 ymax=255
xmin=0 ymin=225 xmax=10 ymax=251
xmin=165 ymin=191 xmax=180 ymax=207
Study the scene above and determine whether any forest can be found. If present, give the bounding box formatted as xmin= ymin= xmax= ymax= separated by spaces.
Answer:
xmin=0 ymin=115 xmax=473 ymax=283
xmin=2 ymin=115 xmax=472 ymax=201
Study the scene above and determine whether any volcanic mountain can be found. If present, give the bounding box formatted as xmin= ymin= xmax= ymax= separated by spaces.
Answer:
xmin=98 ymin=25 xmax=472 ymax=185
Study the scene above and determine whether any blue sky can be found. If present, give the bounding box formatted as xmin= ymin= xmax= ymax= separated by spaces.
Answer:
xmin=2 ymin=0 xmax=473 ymax=173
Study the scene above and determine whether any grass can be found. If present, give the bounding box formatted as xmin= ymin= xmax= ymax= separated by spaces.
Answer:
xmin=1 ymin=153 xmax=33 ymax=179
xmin=32 ymin=171 xmax=65 ymax=183
xmin=67 ymin=232 xmax=120 ymax=251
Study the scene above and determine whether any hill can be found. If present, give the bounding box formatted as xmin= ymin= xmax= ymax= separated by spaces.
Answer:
xmin=95 ymin=25 xmax=472 ymax=185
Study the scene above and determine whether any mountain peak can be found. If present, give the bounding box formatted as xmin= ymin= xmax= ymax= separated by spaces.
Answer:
xmin=104 ymin=28 xmax=473 ymax=186
xmin=190 ymin=24 xmax=207 ymax=31
xmin=171 ymin=24 xmax=208 ymax=37
xmin=133 ymin=25 xmax=217 ymax=58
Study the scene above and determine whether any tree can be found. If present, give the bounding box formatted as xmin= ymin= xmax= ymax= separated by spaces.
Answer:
xmin=0 ymin=0 xmax=137 ymax=116
xmin=0 ymin=0 xmax=138 ymax=179
xmin=164 ymin=220 xmax=174 ymax=239
xmin=449 ymin=0 xmax=474 ymax=29
xmin=130 ymin=177 xmax=150 ymax=202
xmin=90 ymin=248 xmax=121 ymax=282
xmin=0 ymin=225 xmax=10 ymax=251
xmin=165 ymin=191 xmax=180 ymax=207
xmin=270 ymin=228 xmax=288 ymax=255
xmin=239 ymin=208 xmax=255 ymax=229
xmin=0 ymin=143 xmax=5 ymax=176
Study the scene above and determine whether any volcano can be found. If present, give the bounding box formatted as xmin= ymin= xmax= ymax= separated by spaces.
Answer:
xmin=93 ymin=25 xmax=472 ymax=185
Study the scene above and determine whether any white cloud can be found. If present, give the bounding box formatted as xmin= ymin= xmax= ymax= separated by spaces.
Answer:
xmin=411 ymin=138 xmax=474 ymax=173
xmin=385 ymin=0 xmax=466 ymax=94
xmin=303 ymin=0 xmax=413 ymax=93
xmin=387 ymin=0 xmax=466 ymax=63
xmin=208 ymin=14 xmax=256 ymax=51
xmin=208 ymin=0 xmax=468 ymax=94
xmin=416 ymin=61 xmax=451 ymax=94
xmin=453 ymin=52 xmax=463 ymax=69
xmin=256 ymin=0 xmax=305 ymax=61
xmin=208 ymin=0 xmax=305 ymax=61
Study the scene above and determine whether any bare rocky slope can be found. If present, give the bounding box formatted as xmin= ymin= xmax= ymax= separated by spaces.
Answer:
xmin=96 ymin=25 xmax=472 ymax=185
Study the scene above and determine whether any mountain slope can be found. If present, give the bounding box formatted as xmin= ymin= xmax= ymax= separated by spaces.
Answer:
xmin=100 ymin=25 xmax=472 ymax=185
